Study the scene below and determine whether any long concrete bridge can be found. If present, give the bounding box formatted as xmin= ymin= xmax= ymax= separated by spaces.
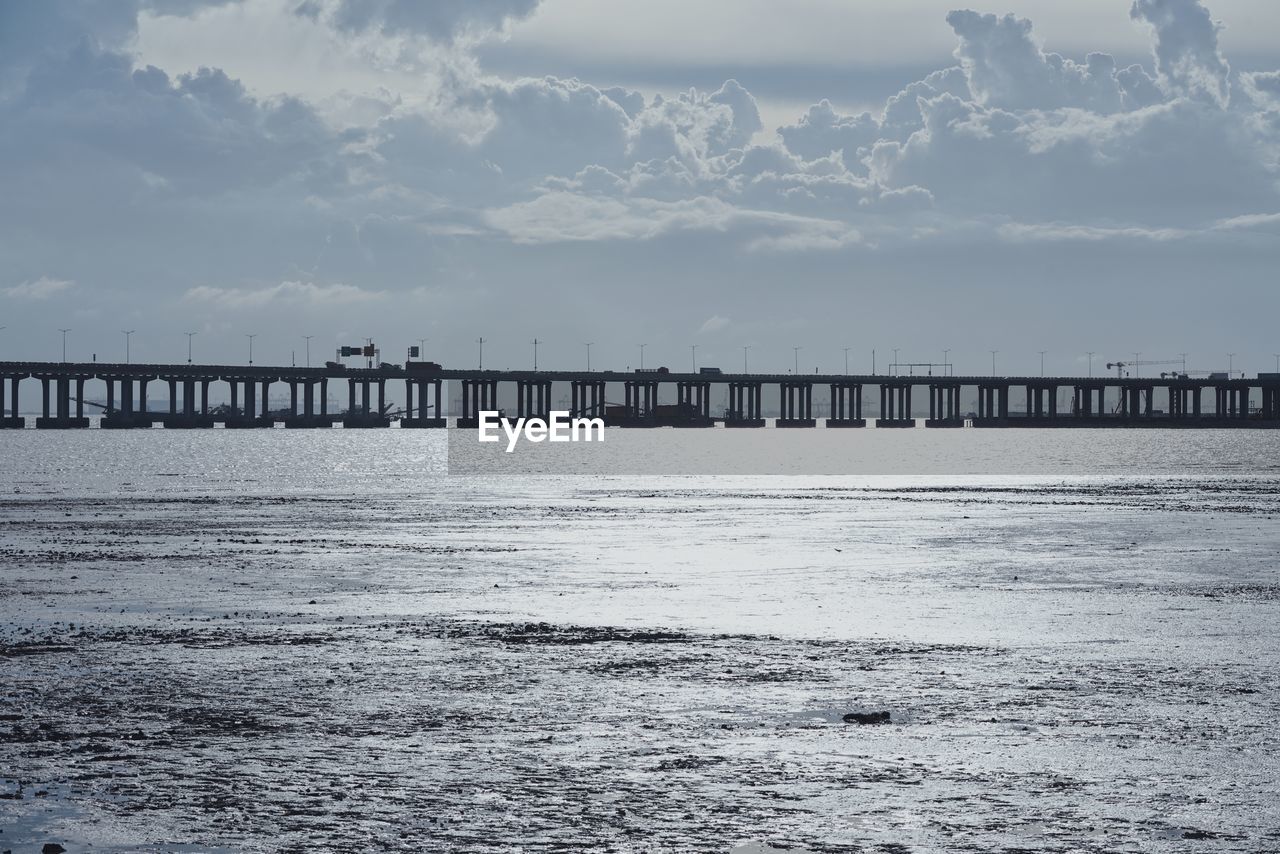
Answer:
xmin=1 ymin=360 xmax=1278 ymax=429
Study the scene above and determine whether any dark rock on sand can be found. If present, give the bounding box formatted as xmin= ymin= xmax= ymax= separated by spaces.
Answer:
xmin=842 ymin=711 xmax=891 ymax=725
xmin=43 ymin=844 xmax=67 ymax=854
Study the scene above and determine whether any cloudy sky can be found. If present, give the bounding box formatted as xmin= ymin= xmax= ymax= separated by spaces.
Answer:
xmin=2 ymin=0 xmax=1279 ymax=376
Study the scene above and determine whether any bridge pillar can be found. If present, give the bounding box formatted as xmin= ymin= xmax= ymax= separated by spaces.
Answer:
xmin=304 ymin=381 xmax=315 ymax=418
xmin=405 ymin=379 xmax=414 ymax=419
xmin=320 ymin=378 xmax=329 ymax=417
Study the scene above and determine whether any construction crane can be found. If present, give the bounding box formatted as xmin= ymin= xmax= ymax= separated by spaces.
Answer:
xmin=1106 ymin=359 xmax=1185 ymax=378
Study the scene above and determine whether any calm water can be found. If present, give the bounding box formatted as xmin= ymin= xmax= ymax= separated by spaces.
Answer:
xmin=2 ymin=429 xmax=1279 ymax=851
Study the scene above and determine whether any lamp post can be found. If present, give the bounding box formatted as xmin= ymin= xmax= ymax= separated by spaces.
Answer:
xmin=1133 ymin=352 xmax=1140 ymax=378
xmin=185 ymin=331 xmax=197 ymax=364
xmin=1039 ymin=350 xmax=1046 ymax=376
xmin=1228 ymin=352 xmax=1236 ymax=377
xmin=532 ymin=338 xmax=540 ymax=370
xmin=585 ymin=342 xmax=594 ymax=372
xmin=1087 ymin=351 xmax=1095 ymax=377
xmin=892 ymin=348 xmax=899 ymax=376
xmin=691 ymin=344 xmax=698 ymax=373
xmin=638 ymin=343 xmax=646 ymax=370
xmin=793 ymin=346 xmax=801 ymax=374
xmin=123 ymin=330 xmax=134 ymax=364
xmin=843 ymin=347 xmax=850 ymax=375
xmin=743 ymin=345 xmax=750 ymax=373
xmin=477 ymin=337 xmax=486 ymax=370
xmin=303 ymin=335 xmax=313 ymax=368
xmin=943 ymin=349 xmax=950 ymax=376
xmin=990 ymin=350 xmax=997 ymax=377
xmin=246 ymin=333 xmax=257 ymax=366
xmin=59 ymin=328 xmax=71 ymax=362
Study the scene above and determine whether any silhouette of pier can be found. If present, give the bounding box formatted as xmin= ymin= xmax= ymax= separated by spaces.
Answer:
xmin=1 ymin=360 xmax=1278 ymax=429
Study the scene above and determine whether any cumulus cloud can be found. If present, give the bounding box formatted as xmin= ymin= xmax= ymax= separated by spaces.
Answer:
xmin=1 ymin=0 xmax=1278 ymax=332
xmin=945 ymin=10 xmax=1131 ymax=112
xmin=4 ymin=276 xmax=74 ymax=300
xmin=311 ymin=0 xmax=541 ymax=42
xmin=1130 ymin=0 xmax=1231 ymax=107
xmin=184 ymin=281 xmax=386 ymax=308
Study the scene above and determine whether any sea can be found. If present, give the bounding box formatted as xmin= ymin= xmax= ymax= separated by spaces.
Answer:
xmin=2 ymin=426 xmax=1278 ymax=852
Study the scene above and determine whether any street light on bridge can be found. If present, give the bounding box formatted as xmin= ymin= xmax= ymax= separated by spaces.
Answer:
xmin=246 ymin=333 xmax=257 ymax=366
xmin=122 ymin=330 xmax=134 ymax=364
xmin=58 ymin=328 xmax=71 ymax=363
xmin=185 ymin=331 xmax=197 ymax=364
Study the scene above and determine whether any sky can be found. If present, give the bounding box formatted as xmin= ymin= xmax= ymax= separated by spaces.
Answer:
xmin=2 ymin=0 xmax=1279 ymax=377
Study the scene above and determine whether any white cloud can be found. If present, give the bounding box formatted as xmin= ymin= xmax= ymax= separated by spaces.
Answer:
xmin=1130 ymin=0 xmax=1231 ymax=107
xmin=698 ymin=315 xmax=730 ymax=334
xmin=3 ymin=276 xmax=74 ymax=300
xmin=184 ymin=280 xmax=386 ymax=308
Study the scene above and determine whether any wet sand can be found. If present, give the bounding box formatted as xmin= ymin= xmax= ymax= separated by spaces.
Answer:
xmin=3 ymin=477 xmax=1280 ymax=851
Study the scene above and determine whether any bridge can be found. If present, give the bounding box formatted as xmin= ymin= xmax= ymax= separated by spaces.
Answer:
xmin=1 ymin=360 xmax=1277 ymax=429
